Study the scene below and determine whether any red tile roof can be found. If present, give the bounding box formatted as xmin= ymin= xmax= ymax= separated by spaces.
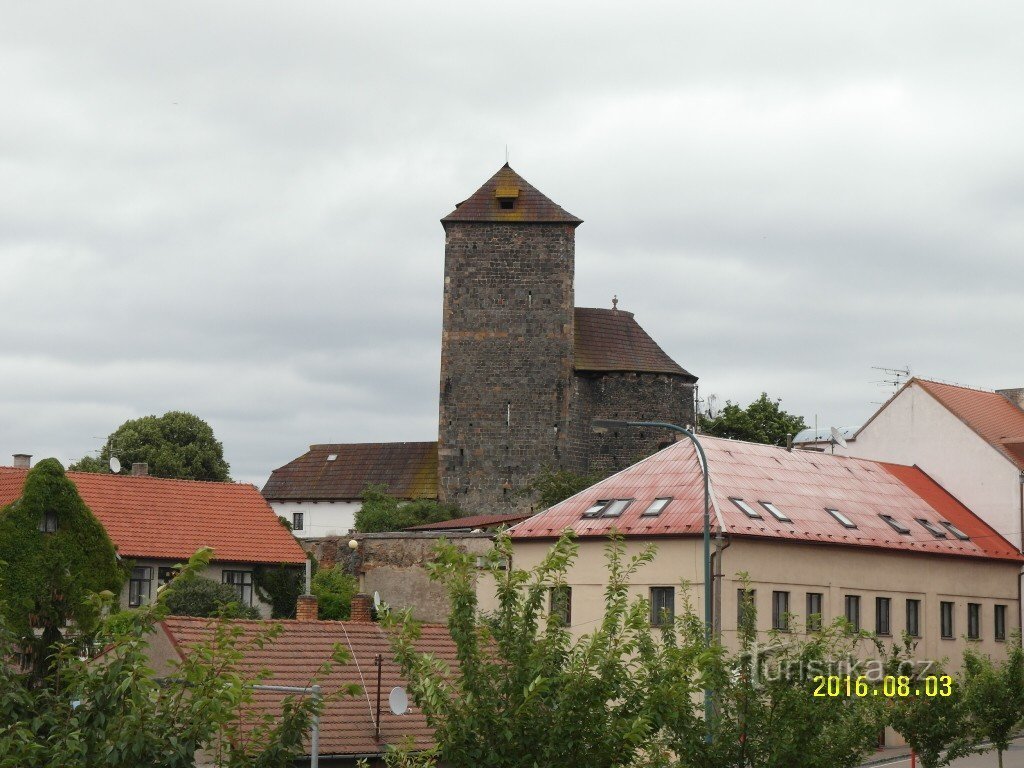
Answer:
xmin=912 ymin=379 xmax=1024 ymax=471
xmin=262 ymin=442 xmax=438 ymax=502
xmin=160 ymin=617 xmax=456 ymax=757
xmin=574 ymin=307 xmax=693 ymax=377
xmin=510 ymin=436 xmax=1022 ymax=562
xmin=441 ymin=164 xmax=582 ymax=225
xmin=406 ymin=512 xmax=531 ymax=531
xmin=0 ymin=468 xmax=306 ymax=564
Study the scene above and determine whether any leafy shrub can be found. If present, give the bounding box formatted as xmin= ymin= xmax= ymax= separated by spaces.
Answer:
xmin=310 ymin=566 xmax=359 ymax=620
xmin=162 ymin=576 xmax=260 ymax=619
xmin=355 ymin=485 xmax=459 ymax=532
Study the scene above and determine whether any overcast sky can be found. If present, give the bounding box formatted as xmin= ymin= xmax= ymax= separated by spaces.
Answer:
xmin=3 ymin=3 xmax=1023 ymax=485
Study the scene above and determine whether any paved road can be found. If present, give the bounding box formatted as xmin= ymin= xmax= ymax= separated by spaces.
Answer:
xmin=878 ymin=739 xmax=1024 ymax=767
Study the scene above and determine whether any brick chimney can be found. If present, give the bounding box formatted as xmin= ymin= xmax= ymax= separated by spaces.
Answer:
xmin=12 ymin=454 xmax=31 ymax=469
xmin=997 ymin=388 xmax=1024 ymax=411
xmin=296 ymin=594 xmax=318 ymax=621
xmin=130 ymin=462 xmax=149 ymax=477
xmin=350 ymin=593 xmax=373 ymax=622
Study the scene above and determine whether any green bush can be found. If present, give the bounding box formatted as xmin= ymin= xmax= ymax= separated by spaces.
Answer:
xmin=310 ymin=566 xmax=358 ymax=620
xmin=162 ymin=576 xmax=260 ymax=619
xmin=355 ymin=485 xmax=459 ymax=532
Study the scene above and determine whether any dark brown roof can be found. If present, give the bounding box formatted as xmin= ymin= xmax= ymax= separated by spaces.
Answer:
xmin=160 ymin=617 xmax=456 ymax=757
xmin=262 ymin=442 xmax=438 ymax=501
xmin=406 ymin=512 xmax=532 ymax=531
xmin=441 ymin=164 xmax=582 ymax=225
xmin=573 ymin=307 xmax=694 ymax=377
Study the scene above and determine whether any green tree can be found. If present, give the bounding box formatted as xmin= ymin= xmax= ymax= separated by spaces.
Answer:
xmin=963 ymin=639 xmax=1024 ymax=768
xmin=70 ymin=411 xmax=231 ymax=481
xmin=698 ymin=392 xmax=807 ymax=446
xmin=385 ymin=532 xmax=658 ymax=768
xmin=310 ymin=566 xmax=359 ymax=620
xmin=355 ymin=485 xmax=459 ymax=532
xmin=161 ymin=576 xmax=260 ymax=620
xmin=254 ymin=563 xmax=308 ymax=619
xmin=523 ymin=467 xmax=602 ymax=510
xmin=0 ymin=458 xmax=124 ymax=681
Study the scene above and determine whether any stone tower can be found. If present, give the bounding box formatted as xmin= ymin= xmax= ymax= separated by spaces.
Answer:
xmin=437 ymin=165 xmax=583 ymax=510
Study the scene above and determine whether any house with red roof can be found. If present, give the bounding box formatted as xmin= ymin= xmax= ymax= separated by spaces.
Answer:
xmin=507 ymin=435 xmax=1021 ymax=667
xmin=0 ymin=457 xmax=307 ymax=617
xmin=146 ymin=594 xmax=455 ymax=766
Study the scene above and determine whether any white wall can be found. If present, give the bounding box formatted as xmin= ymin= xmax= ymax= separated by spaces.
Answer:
xmin=839 ymin=384 xmax=1022 ymax=550
xmin=121 ymin=559 xmax=275 ymax=618
xmin=269 ymin=500 xmax=360 ymax=540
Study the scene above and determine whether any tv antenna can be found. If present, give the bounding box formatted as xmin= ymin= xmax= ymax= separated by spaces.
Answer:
xmin=871 ymin=365 xmax=911 ymax=394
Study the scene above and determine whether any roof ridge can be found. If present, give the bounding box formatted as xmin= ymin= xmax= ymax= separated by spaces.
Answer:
xmin=914 ymin=376 xmax=996 ymax=394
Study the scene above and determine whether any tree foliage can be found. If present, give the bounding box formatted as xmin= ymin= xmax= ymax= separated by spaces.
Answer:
xmin=310 ymin=566 xmax=359 ymax=620
xmin=0 ymin=458 xmax=124 ymax=679
xmin=698 ymin=392 xmax=807 ymax=446
xmin=70 ymin=411 xmax=231 ymax=481
xmin=523 ymin=467 xmax=603 ymax=510
xmin=355 ymin=485 xmax=460 ymax=533
xmin=161 ymin=575 xmax=260 ymax=620
xmin=254 ymin=563 xmax=308 ymax=620
xmin=962 ymin=639 xmax=1024 ymax=768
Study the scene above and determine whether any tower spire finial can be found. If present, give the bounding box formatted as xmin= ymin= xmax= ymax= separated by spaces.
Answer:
xmin=612 ymin=294 xmax=618 ymax=312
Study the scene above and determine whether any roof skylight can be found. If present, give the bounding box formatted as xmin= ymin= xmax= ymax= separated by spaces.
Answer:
xmin=879 ymin=514 xmax=911 ymax=535
xmin=730 ymin=498 xmax=762 ymax=519
xmin=916 ymin=518 xmax=948 ymax=538
xmin=759 ymin=501 xmax=791 ymax=522
xmin=327 ymin=454 xmax=338 ymax=461
xmin=642 ymin=498 xmax=672 ymax=517
xmin=602 ymin=499 xmax=634 ymax=518
xmin=582 ymin=501 xmax=609 ymax=519
xmin=826 ymin=508 xmax=857 ymax=529
xmin=941 ymin=521 xmax=970 ymax=541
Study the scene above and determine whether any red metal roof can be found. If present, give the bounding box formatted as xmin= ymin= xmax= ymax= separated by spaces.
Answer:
xmin=510 ymin=436 xmax=1022 ymax=562
xmin=573 ymin=307 xmax=694 ymax=377
xmin=441 ymin=164 xmax=582 ymax=225
xmin=160 ymin=617 xmax=456 ymax=757
xmin=262 ymin=442 xmax=438 ymax=502
xmin=406 ymin=512 xmax=531 ymax=531
xmin=0 ymin=467 xmax=306 ymax=564
xmin=913 ymin=379 xmax=1024 ymax=471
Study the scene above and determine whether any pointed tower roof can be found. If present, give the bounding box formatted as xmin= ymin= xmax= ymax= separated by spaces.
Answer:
xmin=442 ymin=164 xmax=582 ymax=225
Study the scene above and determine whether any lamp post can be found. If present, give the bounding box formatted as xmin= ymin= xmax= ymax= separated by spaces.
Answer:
xmin=591 ymin=419 xmax=713 ymax=741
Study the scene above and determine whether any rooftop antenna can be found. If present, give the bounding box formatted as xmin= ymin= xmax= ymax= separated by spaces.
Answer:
xmin=705 ymin=394 xmax=719 ymax=420
xmin=505 ymin=144 xmax=509 ymax=164
xmin=871 ymin=365 xmax=911 ymax=393
xmin=612 ymin=295 xmax=618 ymax=312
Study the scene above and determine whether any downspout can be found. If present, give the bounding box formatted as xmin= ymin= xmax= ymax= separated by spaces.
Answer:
xmin=712 ymin=534 xmax=731 ymax=642
xmin=1019 ymin=473 xmax=1023 ymax=636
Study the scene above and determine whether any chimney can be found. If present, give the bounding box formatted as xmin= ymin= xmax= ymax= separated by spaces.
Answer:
xmin=350 ymin=593 xmax=373 ymax=622
xmin=296 ymin=594 xmax=318 ymax=621
xmin=997 ymin=388 xmax=1024 ymax=412
xmin=130 ymin=462 xmax=149 ymax=477
xmin=12 ymin=454 xmax=31 ymax=469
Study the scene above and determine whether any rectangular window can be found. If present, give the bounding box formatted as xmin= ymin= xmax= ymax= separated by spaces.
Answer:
xmin=876 ymin=597 xmax=892 ymax=636
xmin=549 ymin=586 xmax=572 ymax=626
xmin=582 ymin=501 xmax=610 ymax=518
xmin=759 ymin=502 xmax=791 ymax=522
xmin=772 ymin=591 xmax=790 ymax=631
xmin=738 ymin=588 xmax=756 ymax=627
xmin=844 ymin=595 xmax=861 ymax=631
xmin=906 ymin=599 xmax=921 ymax=638
xmin=642 ymin=498 xmax=672 ymax=517
xmin=223 ymin=570 xmax=253 ymax=606
xmin=827 ymin=509 xmax=857 ymax=529
xmin=995 ymin=604 xmax=1007 ymax=641
xmin=967 ymin=603 xmax=980 ymax=640
xmin=916 ymin=518 xmax=948 ymax=538
xmin=157 ymin=566 xmax=180 ymax=588
xmin=940 ymin=601 xmax=955 ymax=639
xmin=730 ymin=498 xmax=762 ymax=519
xmin=292 ymin=512 xmax=304 ymax=531
xmin=879 ymin=515 xmax=911 ymax=535
xmin=38 ymin=510 xmax=58 ymax=533
xmin=650 ymin=587 xmax=675 ymax=627
xmin=806 ymin=592 xmax=824 ymax=632
xmin=940 ymin=521 xmax=970 ymax=541
xmin=129 ymin=566 xmax=153 ymax=608
xmin=601 ymin=499 xmax=633 ymax=518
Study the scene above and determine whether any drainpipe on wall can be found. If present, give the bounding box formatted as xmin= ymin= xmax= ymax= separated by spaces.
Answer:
xmin=712 ymin=535 xmax=730 ymax=641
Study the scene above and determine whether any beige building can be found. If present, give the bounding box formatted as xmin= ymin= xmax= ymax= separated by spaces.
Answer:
xmin=507 ymin=435 xmax=1021 ymax=668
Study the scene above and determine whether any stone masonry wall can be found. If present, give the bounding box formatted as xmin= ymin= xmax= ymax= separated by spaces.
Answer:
xmin=438 ymin=222 xmax=579 ymax=513
xmin=574 ymin=371 xmax=696 ymax=476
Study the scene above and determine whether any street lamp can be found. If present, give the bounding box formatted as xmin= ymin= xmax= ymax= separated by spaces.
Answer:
xmin=591 ymin=419 xmax=713 ymax=741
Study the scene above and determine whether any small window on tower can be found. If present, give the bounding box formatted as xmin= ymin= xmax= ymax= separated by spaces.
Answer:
xmin=499 ymin=198 xmax=514 ymax=209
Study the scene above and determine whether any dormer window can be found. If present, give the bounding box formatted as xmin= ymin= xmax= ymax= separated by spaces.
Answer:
xmin=38 ymin=510 xmax=57 ymax=533
xmin=495 ymin=185 xmax=519 ymax=210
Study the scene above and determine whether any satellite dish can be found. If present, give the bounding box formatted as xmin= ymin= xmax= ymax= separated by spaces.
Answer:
xmin=373 ymin=591 xmax=381 ymax=609
xmin=109 ymin=456 xmax=122 ymax=474
xmin=830 ymin=427 xmax=848 ymax=449
xmin=706 ymin=394 xmax=719 ymax=420
xmin=388 ymin=686 xmax=409 ymax=716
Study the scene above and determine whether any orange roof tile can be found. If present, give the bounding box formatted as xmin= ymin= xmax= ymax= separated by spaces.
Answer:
xmin=913 ymin=379 xmax=1024 ymax=471
xmin=574 ymin=307 xmax=693 ymax=377
xmin=441 ymin=164 xmax=582 ymax=225
xmin=510 ymin=436 xmax=1022 ymax=563
xmin=160 ymin=617 xmax=456 ymax=757
xmin=262 ymin=442 xmax=438 ymax=502
xmin=0 ymin=467 xmax=306 ymax=564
